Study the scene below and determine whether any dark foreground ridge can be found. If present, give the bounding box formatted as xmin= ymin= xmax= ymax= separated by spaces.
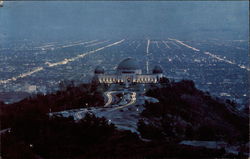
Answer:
xmin=0 ymin=79 xmax=249 ymax=158
xmin=139 ymin=79 xmax=248 ymax=142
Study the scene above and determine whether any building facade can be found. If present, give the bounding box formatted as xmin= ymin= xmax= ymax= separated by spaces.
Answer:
xmin=93 ymin=58 xmax=163 ymax=86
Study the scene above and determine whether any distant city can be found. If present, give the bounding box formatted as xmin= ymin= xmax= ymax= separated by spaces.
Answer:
xmin=0 ymin=38 xmax=248 ymax=108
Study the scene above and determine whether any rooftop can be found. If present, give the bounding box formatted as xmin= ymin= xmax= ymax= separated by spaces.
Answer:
xmin=117 ymin=58 xmax=140 ymax=71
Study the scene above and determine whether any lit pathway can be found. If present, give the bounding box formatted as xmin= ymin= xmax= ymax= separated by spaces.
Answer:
xmin=0 ymin=128 xmax=11 ymax=135
xmin=107 ymin=92 xmax=136 ymax=112
xmin=104 ymin=91 xmax=116 ymax=107
xmin=0 ymin=39 xmax=125 ymax=84
xmin=168 ymin=38 xmax=250 ymax=71
xmin=162 ymin=41 xmax=170 ymax=49
xmin=45 ymin=39 xmax=125 ymax=67
xmin=60 ymin=40 xmax=97 ymax=49
xmin=85 ymin=40 xmax=109 ymax=47
xmin=169 ymin=38 xmax=199 ymax=51
xmin=36 ymin=40 xmax=97 ymax=50
xmin=50 ymin=90 xmax=159 ymax=134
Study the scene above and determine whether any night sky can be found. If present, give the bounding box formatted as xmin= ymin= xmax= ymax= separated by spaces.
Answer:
xmin=0 ymin=1 xmax=248 ymax=41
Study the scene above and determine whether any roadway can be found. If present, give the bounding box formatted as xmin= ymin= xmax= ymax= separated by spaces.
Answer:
xmin=103 ymin=90 xmax=137 ymax=109
xmin=107 ymin=92 xmax=136 ymax=112
xmin=104 ymin=91 xmax=116 ymax=107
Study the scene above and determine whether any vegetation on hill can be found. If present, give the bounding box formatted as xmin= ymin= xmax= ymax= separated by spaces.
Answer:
xmin=0 ymin=78 xmax=248 ymax=158
xmin=0 ymin=82 xmax=107 ymax=129
xmin=138 ymin=79 xmax=248 ymax=144
xmin=1 ymin=112 xmax=229 ymax=159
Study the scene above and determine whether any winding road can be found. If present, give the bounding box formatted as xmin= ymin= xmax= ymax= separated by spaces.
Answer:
xmin=104 ymin=91 xmax=137 ymax=110
xmin=107 ymin=92 xmax=136 ymax=112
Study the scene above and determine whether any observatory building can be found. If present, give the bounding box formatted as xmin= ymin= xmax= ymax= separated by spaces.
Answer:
xmin=93 ymin=58 xmax=163 ymax=86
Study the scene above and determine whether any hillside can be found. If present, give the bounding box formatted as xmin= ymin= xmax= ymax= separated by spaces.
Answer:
xmin=0 ymin=79 xmax=249 ymax=158
xmin=139 ymin=79 xmax=248 ymax=143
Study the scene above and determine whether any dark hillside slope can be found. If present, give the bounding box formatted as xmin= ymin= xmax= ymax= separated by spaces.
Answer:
xmin=140 ymin=80 xmax=248 ymax=142
xmin=0 ymin=79 xmax=248 ymax=158
xmin=0 ymin=82 xmax=106 ymax=129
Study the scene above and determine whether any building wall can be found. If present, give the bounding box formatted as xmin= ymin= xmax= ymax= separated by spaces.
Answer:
xmin=117 ymin=69 xmax=142 ymax=75
xmin=95 ymin=73 xmax=162 ymax=84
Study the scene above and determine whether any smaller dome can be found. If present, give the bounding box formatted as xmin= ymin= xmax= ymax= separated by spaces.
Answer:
xmin=153 ymin=65 xmax=163 ymax=74
xmin=94 ymin=66 xmax=104 ymax=74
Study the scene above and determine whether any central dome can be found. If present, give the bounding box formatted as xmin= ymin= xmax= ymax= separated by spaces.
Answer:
xmin=94 ymin=66 xmax=104 ymax=74
xmin=117 ymin=58 xmax=140 ymax=71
